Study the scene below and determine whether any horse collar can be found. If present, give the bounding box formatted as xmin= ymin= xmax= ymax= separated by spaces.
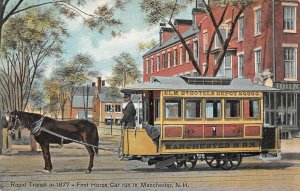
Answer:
xmin=32 ymin=117 xmax=44 ymax=135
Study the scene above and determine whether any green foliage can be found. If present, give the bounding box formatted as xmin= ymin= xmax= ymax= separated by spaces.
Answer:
xmin=2 ymin=8 xmax=67 ymax=55
xmin=108 ymin=52 xmax=141 ymax=87
xmin=140 ymin=0 xmax=194 ymax=25
xmin=138 ymin=39 xmax=158 ymax=52
xmin=104 ymin=87 xmax=122 ymax=103
xmin=53 ymin=53 xmax=97 ymax=87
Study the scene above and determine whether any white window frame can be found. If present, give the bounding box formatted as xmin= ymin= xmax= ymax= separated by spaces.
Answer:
xmin=156 ymin=55 xmax=160 ymax=72
xmin=179 ymin=46 xmax=183 ymax=65
xmin=193 ymin=40 xmax=198 ymax=59
xmin=254 ymin=7 xmax=261 ymax=36
xmin=283 ymin=46 xmax=297 ymax=81
xmin=216 ymin=53 xmax=232 ymax=78
xmin=150 ymin=58 xmax=154 ymax=73
xmin=173 ymin=49 xmax=177 ymax=66
xmin=254 ymin=48 xmax=262 ymax=73
xmin=167 ymin=52 xmax=171 ymax=68
xmin=237 ymin=52 xmax=244 ymax=78
xmin=238 ymin=16 xmax=244 ymax=41
xmin=185 ymin=44 xmax=190 ymax=63
xmin=283 ymin=5 xmax=297 ymax=33
xmin=203 ymin=31 xmax=208 ymax=53
xmin=215 ymin=27 xmax=227 ymax=49
xmin=145 ymin=60 xmax=149 ymax=75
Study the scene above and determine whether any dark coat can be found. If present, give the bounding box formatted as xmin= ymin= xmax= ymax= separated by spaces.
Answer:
xmin=120 ymin=100 xmax=136 ymax=128
xmin=1 ymin=116 xmax=8 ymax=129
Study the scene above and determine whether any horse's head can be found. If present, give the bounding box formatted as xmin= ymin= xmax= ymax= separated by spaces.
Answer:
xmin=7 ymin=110 xmax=22 ymax=135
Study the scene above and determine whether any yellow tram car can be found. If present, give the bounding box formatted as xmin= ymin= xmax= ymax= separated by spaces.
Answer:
xmin=121 ymin=76 xmax=280 ymax=170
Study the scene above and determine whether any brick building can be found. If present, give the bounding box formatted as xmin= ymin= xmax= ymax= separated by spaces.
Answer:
xmin=143 ymin=0 xmax=300 ymax=138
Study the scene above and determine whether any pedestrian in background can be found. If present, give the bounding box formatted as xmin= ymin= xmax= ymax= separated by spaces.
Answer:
xmin=1 ymin=111 xmax=12 ymax=152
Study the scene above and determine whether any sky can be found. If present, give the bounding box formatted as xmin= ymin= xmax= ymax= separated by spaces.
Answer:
xmin=48 ymin=0 xmax=194 ymax=79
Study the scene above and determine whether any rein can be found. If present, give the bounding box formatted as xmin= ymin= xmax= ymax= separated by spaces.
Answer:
xmin=27 ymin=116 xmax=118 ymax=153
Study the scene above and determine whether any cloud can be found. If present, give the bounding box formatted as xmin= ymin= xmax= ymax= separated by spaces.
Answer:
xmin=77 ymin=27 xmax=158 ymax=76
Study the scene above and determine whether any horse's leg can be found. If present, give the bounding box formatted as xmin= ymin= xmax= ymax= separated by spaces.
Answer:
xmin=85 ymin=145 xmax=95 ymax=174
xmin=39 ymin=141 xmax=52 ymax=173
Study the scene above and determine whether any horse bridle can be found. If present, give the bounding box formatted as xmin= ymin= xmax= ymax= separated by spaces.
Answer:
xmin=8 ymin=114 xmax=21 ymax=134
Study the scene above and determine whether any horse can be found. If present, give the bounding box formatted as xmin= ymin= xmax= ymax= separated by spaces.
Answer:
xmin=7 ymin=111 xmax=99 ymax=174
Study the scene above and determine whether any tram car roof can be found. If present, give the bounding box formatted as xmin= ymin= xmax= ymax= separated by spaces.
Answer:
xmin=121 ymin=76 xmax=279 ymax=93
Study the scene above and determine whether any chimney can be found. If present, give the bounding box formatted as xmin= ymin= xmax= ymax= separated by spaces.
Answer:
xmin=97 ymin=76 xmax=101 ymax=93
xmin=174 ymin=19 xmax=193 ymax=38
xmin=192 ymin=8 xmax=206 ymax=29
xmin=160 ymin=27 xmax=174 ymax=45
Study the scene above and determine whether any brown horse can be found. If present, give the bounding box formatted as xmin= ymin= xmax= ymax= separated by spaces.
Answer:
xmin=7 ymin=111 xmax=99 ymax=174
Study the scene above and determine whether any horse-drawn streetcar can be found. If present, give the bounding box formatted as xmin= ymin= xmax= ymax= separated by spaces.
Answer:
xmin=121 ymin=76 xmax=281 ymax=170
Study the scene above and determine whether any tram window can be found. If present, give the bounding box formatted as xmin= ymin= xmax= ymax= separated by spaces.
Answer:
xmin=244 ymin=99 xmax=260 ymax=119
xmin=205 ymin=100 xmax=221 ymax=119
xmin=225 ymin=100 xmax=240 ymax=118
xmin=155 ymin=98 xmax=160 ymax=120
xmin=143 ymin=100 xmax=149 ymax=122
xmin=185 ymin=99 xmax=201 ymax=119
xmin=165 ymin=99 xmax=182 ymax=119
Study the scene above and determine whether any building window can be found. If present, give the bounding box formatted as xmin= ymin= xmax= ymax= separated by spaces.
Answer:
xmin=203 ymin=32 xmax=208 ymax=53
xmin=238 ymin=16 xmax=244 ymax=41
xmin=162 ymin=54 xmax=166 ymax=69
xmin=185 ymin=99 xmax=201 ymax=119
xmin=206 ymin=100 xmax=222 ymax=119
xmin=165 ymin=99 xmax=182 ymax=119
xmin=150 ymin=58 xmax=154 ymax=73
xmin=156 ymin=55 xmax=160 ymax=71
xmin=145 ymin=60 xmax=149 ymax=75
xmin=185 ymin=49 xmax=189 ymax=63
xmin=254 ymin=49 xmax=262 ymax=73
xmin=115 ymin=105 xmax=121 ymax=112
xmin=105 ymin=104 xmax=112 ymax=112
xmin=173 ymin=49 xmax=177 ymax=66
xmin=284 ymin=47 xmax=297 ymax=79
xmin=254 ymin=9 xmax=261 ymax=35
xmin=225 ymin=100 xmax=240 ymax=118
xmin=179 ymin=47 xmax=183 ymax=65
xmin=193 ymin=40 xmax=198 ymax=59
xmin=284 ymin=6 xmax=296 ymax=32
xmin=202 ymin=63 xmax=207 ymax=73
xmin=238 ymin=53 xmax=244 ymax=77
xmin=217 ymin=53 xmax=232 ymax=78
xmin=215 ymin=28 xmax=227 ymax=49
xmin=167 ymin=52 xmax=171 ymax=68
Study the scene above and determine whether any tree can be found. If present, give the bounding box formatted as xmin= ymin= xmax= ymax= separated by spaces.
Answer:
xmin=0 ymin=0 xmax=126 ymax=48
xmin=0 ymin=9 xmax=65 ymax=111
xmin=51 ymin=53 xmax=97 ymax=118
xmin=28 ymin=82 xmax=45 ymax=114
xmin=44 ymin=79 xmax=61 ymax=118
xmin=108 ymin=52 xmax=141 ymax=87
xmin=140 ymin=0 xmax=254 ymax=76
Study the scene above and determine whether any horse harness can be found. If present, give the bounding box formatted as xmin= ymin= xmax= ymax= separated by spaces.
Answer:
xmin=12 ymin=115 xmax=118 ymax=153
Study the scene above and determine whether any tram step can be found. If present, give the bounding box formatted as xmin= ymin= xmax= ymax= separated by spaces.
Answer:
xmin=155 ymin=157 xmax=176 ymax=169
xmin=259 ymin=152 xmax=281 ymax=161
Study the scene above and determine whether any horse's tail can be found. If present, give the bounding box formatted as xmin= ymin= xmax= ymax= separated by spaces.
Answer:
xmin=93 ymin=128 xmax=99 ymax=155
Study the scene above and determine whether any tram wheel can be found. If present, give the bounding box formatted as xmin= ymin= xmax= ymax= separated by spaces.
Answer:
xmin=219 ymin=153 xmax=242 ymax=170
xmin=169 ymin=155 xmax=197 ymax=171
xmin=204 ymin=154 xmax=221 ymax=169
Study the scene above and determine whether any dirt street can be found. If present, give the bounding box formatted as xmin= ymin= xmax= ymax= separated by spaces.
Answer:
xmin=1 ymin=126 xmax=300 ymax=191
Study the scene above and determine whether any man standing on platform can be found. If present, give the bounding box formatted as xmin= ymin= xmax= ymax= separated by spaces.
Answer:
xmin=120 ymin=93 xmax=136 ymax=129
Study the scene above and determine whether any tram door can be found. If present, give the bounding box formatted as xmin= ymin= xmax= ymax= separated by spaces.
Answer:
xmin=142 ymin=91 xmax=155 ymax=126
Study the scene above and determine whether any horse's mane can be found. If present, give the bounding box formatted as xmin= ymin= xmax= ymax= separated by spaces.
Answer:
xmin=16 ymin=111 xmax=57 ymax=123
